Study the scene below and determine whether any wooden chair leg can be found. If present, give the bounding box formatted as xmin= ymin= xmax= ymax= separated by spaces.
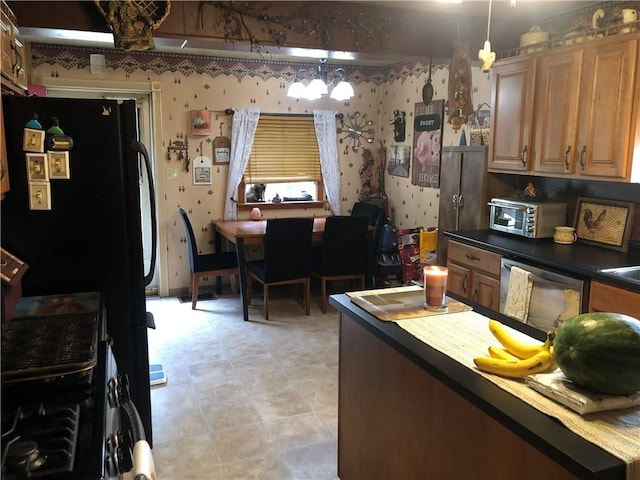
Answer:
xmin=321 ymin=277 xmax=328 ymax=314
xmin=191 ymin=272 xmax=199 ymax=310
xmin=263 ymin=284 xmax=269 ymax=320
xmin=305 ymin=277 xmax=311 ymax=315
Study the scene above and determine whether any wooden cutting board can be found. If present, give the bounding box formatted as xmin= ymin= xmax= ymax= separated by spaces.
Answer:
xmin=348 ymin=286 xmax=471 ymax=321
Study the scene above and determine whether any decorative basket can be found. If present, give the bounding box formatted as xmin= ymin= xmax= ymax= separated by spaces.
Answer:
xmin=94 ymin=0 xmax=171 ymax=51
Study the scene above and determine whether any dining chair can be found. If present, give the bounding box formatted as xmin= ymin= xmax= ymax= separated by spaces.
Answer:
xmin=351 ymin=201 xmax=384 ymax=287
xmin=179 ymin=208 xmax=239 ymax=310
xmin=246 ymin=217 xmax=314 ymax=320
xmin=312 ymin=215 xmax=370 ymax=313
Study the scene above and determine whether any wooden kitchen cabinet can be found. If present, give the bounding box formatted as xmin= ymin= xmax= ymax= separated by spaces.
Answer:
xmin=447 ymin=240 xmax=501 ymax=311
xmin=490 ymin=32 xmax=640 ymax=182
xmin=0 ymin=96 xmax=9 ymax=197
xmin=532 ymin=48 xmax=583 ymax=174
xmin=588 ymin=280 xmax=640 ymax=318
xmin=488 ymin=57 xmax=535 ymax=172
xmin=1 ymin=1 xmax=27 ymax=94
xmin=576 ymin=35 xmax=639 ymax=180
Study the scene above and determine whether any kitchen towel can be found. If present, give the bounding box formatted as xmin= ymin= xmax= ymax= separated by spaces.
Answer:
xmin=504 ymin=265 xmax=533 ymax=322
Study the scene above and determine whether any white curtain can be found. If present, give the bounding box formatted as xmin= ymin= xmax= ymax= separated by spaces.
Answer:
xmin=224 ymin=107 xmax=260 ymax=220
xmin=313 ymin=110 xmax=341 ymax=215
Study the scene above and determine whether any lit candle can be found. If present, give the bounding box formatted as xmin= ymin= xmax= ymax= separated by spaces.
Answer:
xmin=424 ymin=266 xmax=448 ymax=309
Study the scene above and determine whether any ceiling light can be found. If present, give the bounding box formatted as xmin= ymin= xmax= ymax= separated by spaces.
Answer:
xmin=287 ymin=59 xmax=355 ymax=101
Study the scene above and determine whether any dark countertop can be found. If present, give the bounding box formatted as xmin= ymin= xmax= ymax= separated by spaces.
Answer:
xmin=445 ymin=229 xmax=640 ymax=293
xmin=329 ymin=292 xmax=626 ymax=479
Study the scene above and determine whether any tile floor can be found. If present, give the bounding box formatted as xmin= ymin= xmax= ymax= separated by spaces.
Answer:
xmin=146 ymin=289 xmax=341 ymax=480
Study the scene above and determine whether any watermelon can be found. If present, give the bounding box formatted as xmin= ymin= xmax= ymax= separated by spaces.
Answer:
xmin=554 ymin=312 xmax=640 ymax=395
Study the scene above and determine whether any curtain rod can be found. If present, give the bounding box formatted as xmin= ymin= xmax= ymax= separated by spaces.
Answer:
xmin=225 ymin=109 xmax=343 ymax=118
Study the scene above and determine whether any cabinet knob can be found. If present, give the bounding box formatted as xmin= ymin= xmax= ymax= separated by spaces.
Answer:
xmin=462 ymin=274 xmax=468 ymax=294
xmin=458 ymin=195 xmax=464 ymax=209
xmin=564 ymin=146 xmax=571 ymax=169
xmin=452 ymin=194 xmax=458 ymax=208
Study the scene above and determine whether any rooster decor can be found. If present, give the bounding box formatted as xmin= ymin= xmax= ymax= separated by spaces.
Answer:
xmin=582 ymin=208 xmax=607 ymax=233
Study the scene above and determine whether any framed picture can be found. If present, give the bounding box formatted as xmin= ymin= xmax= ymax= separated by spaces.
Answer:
xmin=28 ymin=182 xmax=51 ymax=210
xmin=574 ymin=197 xmax=635 ymax=252
xmin=387 ymin=145 xmax=411 ymax=177
xmin=191 ymin=110 xmax=211 ymax=136
xmin=48 ymin=151 xmax=70 ymax=179
xmin=26 ymin=153 xmax=49 ymax=181
xmin=412 ymin=100 xmax=444 ymax=188
xmin=23 ymin=128 xmax=45 ymax=153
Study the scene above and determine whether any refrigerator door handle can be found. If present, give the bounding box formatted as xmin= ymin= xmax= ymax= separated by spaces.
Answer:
xmin=130 ymin=140 xmax=157 ymax=287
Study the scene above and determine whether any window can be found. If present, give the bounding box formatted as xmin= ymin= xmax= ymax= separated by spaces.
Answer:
xmin=239 ymin=115 xmax=324 ymax=209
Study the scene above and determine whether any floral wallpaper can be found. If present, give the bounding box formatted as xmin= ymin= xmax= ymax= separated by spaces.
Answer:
xmin=28 ymin=44 xmax=491 ymax=295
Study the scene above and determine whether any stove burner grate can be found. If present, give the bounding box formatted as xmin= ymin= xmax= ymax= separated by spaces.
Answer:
xmin=1 ymin=404 xmax=79 ymax=479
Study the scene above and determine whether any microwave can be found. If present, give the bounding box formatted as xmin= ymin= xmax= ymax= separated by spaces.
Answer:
xmin=487 ymin=198 xmax=567 ymax=238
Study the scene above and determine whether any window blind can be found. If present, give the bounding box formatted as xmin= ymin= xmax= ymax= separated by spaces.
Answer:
xmin=244 ymin=115 xmax=321 ymax=183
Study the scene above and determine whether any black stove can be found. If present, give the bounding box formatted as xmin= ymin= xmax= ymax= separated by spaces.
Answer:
xmin=1 ymin=293 xmax=140 ymax=480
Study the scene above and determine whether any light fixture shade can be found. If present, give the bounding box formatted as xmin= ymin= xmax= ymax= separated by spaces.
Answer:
xmin=287 ymin=80 xmax=306 ymax=98
xmin=330 ymin=80 xmax=355 ymax=100
xmin=307 ymin=78 xmax=329 ymax=98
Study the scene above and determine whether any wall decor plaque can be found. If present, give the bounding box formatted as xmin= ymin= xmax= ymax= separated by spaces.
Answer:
xmin=574 ymin=197 xmax=635 ymax=252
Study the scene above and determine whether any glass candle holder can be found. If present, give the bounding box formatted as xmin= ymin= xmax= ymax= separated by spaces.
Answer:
xmin=424 ymin=266 xmax=448 ymax=310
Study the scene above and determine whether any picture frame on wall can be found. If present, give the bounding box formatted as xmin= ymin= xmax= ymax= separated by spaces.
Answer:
xmin=387 ymin=145 xmax=411 ymax=178
xmin=412 ymin=100 xmax=444 ymax=188
xmin=574 ymin=197 xmax=635 ymax=252
xmin=191 ymin=110 xmax=211 ymax=136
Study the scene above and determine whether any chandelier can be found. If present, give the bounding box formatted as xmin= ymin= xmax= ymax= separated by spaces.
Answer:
xmin=287 ymin=59 xmax=355 ymax=101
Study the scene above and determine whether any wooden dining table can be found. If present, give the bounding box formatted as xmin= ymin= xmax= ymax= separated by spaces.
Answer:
xmin=213 ymin=218 xmax=328 ymax=321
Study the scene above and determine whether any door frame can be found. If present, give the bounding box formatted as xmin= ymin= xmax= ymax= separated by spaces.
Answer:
xmin=40 ymin=78 xmax=169 ymax=297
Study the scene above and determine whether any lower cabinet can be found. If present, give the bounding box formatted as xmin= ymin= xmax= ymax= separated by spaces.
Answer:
xmin=588 ymin=281 xmax=640 ymax=318
xmin=447 ymin=240 xmax=501 ymax=311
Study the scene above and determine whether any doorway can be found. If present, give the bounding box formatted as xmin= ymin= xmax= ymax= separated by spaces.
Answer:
xmin=45 ymin=86 xmax=161 ymax=295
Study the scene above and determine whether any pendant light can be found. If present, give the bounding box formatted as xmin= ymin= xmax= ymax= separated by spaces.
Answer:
xmin=478 ymin=0 xmax=496 ymax=72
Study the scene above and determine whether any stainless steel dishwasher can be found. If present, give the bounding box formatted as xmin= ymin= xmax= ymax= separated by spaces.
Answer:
xmin=499 ymin=258 xmax=589 ymax=332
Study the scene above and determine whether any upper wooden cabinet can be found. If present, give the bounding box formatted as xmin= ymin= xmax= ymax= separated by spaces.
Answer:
xmin=489 ymin=33 xmax=640 ymax=182
xmin=488 ymin=57 xmax=535 ymax=172
xmin=1 ymin=1 xmax=27 ymax=94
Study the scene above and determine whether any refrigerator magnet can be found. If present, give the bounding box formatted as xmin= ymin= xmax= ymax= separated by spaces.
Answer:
xmin=26 ymin=153 xmax=49 ymax=182
xmin=48 ymin=151 xmax=70 ymax=179
xmin=23 ymin=128 xmax=46 ymax=153
xmin=28 ymin=182 xmax=51 ymax=210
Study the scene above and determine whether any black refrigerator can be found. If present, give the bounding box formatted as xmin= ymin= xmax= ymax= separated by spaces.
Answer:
xmin=1 ymin=95 xmax=157 ymax=444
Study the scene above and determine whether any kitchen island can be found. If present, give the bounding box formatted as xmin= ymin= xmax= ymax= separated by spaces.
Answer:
xmin=330 ymin=291 xmax=627 ymax=480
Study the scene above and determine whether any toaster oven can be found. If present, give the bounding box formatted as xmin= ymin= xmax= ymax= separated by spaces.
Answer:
xmin=488 ymin=198 xmax=567 ymax=239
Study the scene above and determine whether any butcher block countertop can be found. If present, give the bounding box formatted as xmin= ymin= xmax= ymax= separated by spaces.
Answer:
xmin=330 ymin=288 xmax=629 ymax=479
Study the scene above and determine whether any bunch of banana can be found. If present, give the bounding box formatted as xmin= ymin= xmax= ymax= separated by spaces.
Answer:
xmin=473 ymin=320 xmax=557 ymax=378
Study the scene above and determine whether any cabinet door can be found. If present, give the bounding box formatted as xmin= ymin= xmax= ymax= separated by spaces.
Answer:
xmin=588 ymin=281 xmax=639 ymax=317
xmin=0 ymin=9 xmax=13 ymax=82
xmin=447 ymin=261 xmax=471 ymax=299
xmin=576 ymin=36 xmax=638 ymax=179
xmin=437 ymin=149 xmax=461 ymax=264
xmin=472 ymin=271 xmax=500 ymax=311
xmin=458 ymin=147 xmax=488 ymax=230
xmin=532 ymin=49 xmax=583 ymax=174
xmin=0 ymin=96 xmax=9 ymax=197
xmin=488 ymin=58 xmax=535 ymax=172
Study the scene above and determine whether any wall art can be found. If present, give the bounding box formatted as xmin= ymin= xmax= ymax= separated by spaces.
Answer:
xmin=412 ymin=100 xmax=444 ymax=188
xmin=387 ymin=145 xmax=411 ymax=178
xmin=191 ymin=110 xmax=211 ymax=136
xmin=574 ymin=197 xmax=635 ymax=252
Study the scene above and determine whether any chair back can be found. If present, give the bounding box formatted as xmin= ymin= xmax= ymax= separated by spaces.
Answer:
xmin=351 ymin=201 xmax=382 ymax=227
xmin=263 ymin=218 xmax=314 ymax=282
xmin=178 ymin=208 xmax=197 ymax=269
xmin=319 ymin=215 xmax=369 ymax=276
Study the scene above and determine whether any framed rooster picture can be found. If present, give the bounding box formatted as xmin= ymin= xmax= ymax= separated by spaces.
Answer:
xmin=574 ymin=197 xmax=635 ymax=252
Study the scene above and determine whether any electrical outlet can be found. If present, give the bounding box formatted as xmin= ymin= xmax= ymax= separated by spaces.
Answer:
xmin=29 ymin=182 xmax=51 ymax=210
